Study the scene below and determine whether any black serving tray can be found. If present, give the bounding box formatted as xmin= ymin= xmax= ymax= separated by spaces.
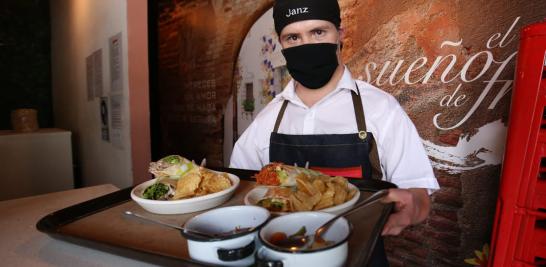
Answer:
xmin=37 ymin=168 xmax=396 ymax=267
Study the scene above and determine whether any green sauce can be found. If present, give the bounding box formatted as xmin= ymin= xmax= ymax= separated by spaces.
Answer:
xmin=142 ymin=183 xmax=169 ymax=200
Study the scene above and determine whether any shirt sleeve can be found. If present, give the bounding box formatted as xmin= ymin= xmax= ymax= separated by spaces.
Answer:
xmin=229 ymin=119 xmax=267 ymax=171
xmin=377 ymin=102 xmax=440 ymax=194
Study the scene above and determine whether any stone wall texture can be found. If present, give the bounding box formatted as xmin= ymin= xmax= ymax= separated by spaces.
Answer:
xmin=156 ymin=0 xmax=546 ymax=266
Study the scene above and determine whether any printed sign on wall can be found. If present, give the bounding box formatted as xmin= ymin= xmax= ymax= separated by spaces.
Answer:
xmin=109 ymin=32 xmax=123 ymax=94
xmin=86 ymin=49 xmax=103 ymax=101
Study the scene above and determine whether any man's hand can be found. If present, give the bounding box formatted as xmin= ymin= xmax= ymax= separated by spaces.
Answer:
xmin=381 ymin=188 xmax=431 ymax=236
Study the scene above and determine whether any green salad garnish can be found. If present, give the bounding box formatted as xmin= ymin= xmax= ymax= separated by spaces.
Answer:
xmin=142 ymin=183 xmax=169 ymax=200
xmin=289 ymin=226 xmax=307 ymax=238
xmin=162 ymin=155 xmax=181 ymax=165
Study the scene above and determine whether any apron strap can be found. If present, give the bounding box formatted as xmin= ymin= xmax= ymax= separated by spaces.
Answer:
xmin=350 ymin=88 xmax=367 ymax=134
xmin=352 ymin=83 xmax=383 ymax=180
xmin=273 ymin=100 xmax=289 ymax=133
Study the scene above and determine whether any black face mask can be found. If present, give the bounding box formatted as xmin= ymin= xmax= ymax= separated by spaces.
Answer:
xmin=282 ymin=43 xmax=339 ymax=89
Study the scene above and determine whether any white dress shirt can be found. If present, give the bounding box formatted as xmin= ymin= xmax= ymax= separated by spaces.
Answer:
xmin=230 ymin=66 xmax=439 ymax=192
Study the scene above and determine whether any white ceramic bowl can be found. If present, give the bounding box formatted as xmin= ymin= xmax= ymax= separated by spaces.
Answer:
xmin=183 ymin=205 xmax=271 ymax=266
xmin=130 ymin=171 xmax=240 ymax=214
xmin=257 ymin=212 xmax=351 ymax=267
xmin=244 ymin=183 xmax=360 ymax=215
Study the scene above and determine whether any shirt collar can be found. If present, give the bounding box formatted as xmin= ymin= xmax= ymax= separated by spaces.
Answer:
xmin=278 ymin=66 xmax=358 ymax=104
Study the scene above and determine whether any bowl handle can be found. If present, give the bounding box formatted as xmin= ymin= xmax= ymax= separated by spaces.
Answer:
xmin=217 ymin=240 xmax=255 ymax=262
xmin=254 ymin=247 xmax=284 ymax=267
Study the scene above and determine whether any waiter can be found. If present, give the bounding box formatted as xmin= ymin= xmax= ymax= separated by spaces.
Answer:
xmin=230 ymin=0 xmax=440 ymax=265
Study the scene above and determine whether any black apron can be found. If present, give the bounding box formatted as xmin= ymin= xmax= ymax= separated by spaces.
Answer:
xmin=269 ymin=84 xmax=389 ymax=267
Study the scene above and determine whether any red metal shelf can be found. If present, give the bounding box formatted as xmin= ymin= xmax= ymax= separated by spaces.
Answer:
xmin=518 ymin=210 xmax=546 ymax=262
xmin=490 ymin=21 xmax=546 ymax=267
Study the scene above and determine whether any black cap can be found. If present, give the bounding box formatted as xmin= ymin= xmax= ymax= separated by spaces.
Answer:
xmin=273 ymin=0 xmax=341 ymax=35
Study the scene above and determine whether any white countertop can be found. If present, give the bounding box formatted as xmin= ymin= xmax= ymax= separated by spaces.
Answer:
xmin=0 ymin=128 xmax=74 ymax=200
xmin=0 ymin=184 xmax=159 ymax=267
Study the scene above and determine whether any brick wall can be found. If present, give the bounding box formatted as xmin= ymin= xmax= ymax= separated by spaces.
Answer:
xmin=157 ymin=0 xmax=273 ymax=166
xmin=156 ymin=1 xmax=546 ymax=266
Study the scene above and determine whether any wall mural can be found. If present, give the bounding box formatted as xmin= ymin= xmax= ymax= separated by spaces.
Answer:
xmin=224 ymin=9 xmax=289 ymax=159
xmin=156 ymin=0 xmax=546 ymax=266
xmin=360 ymin=17 xmax=519 ymax=174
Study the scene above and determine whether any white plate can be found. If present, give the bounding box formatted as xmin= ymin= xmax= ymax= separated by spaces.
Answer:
xmin=131 ymin=171 xmax=240 ymax=214
xmin=243 ymin=183 xmax=360 ymax=215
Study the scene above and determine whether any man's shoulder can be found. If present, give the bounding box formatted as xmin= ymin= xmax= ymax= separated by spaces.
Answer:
xmin=354 ymin=79 xmax=401 ymax=111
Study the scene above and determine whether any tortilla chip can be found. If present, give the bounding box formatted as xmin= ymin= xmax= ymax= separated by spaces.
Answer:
xmin=312 ymin=179 xmax=326 ymax=193
xmin=314 ymin=186 xmax=335 ymax=210
xmin=201 ymin=170 xmax=231 ymax=193
xmin=295 ymin=176 xmax=318 ymax=196
xmin=333 ymin=183 xmax=348 ymax=205
xmin=291 ymin=191 xmax=313 ymax=211
xmin=290 ymin=194 xmax=305 ymax=211
xmin=173 ymin=171 xmax=202 ymax=199
xmin=332 ymin=176 xmax=348 ymax=187
xmin=194 ymin=187 xmax=208 ymax=196
xmin=314 ymin=175 xmax=328 ymax=184
xmin=346 ymin=187 xmax=357 ymax=201
xmin=304 ymin=190 xmax=322 ymax=208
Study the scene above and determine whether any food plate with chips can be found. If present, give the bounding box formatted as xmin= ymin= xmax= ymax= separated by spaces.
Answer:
xmin=131 ymin=171 xmax=240 ymax=214
xmin=246 ymin=163 xmax=361 ymax=215
xmin=244 ymin=183 xmax=360 ymax=215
